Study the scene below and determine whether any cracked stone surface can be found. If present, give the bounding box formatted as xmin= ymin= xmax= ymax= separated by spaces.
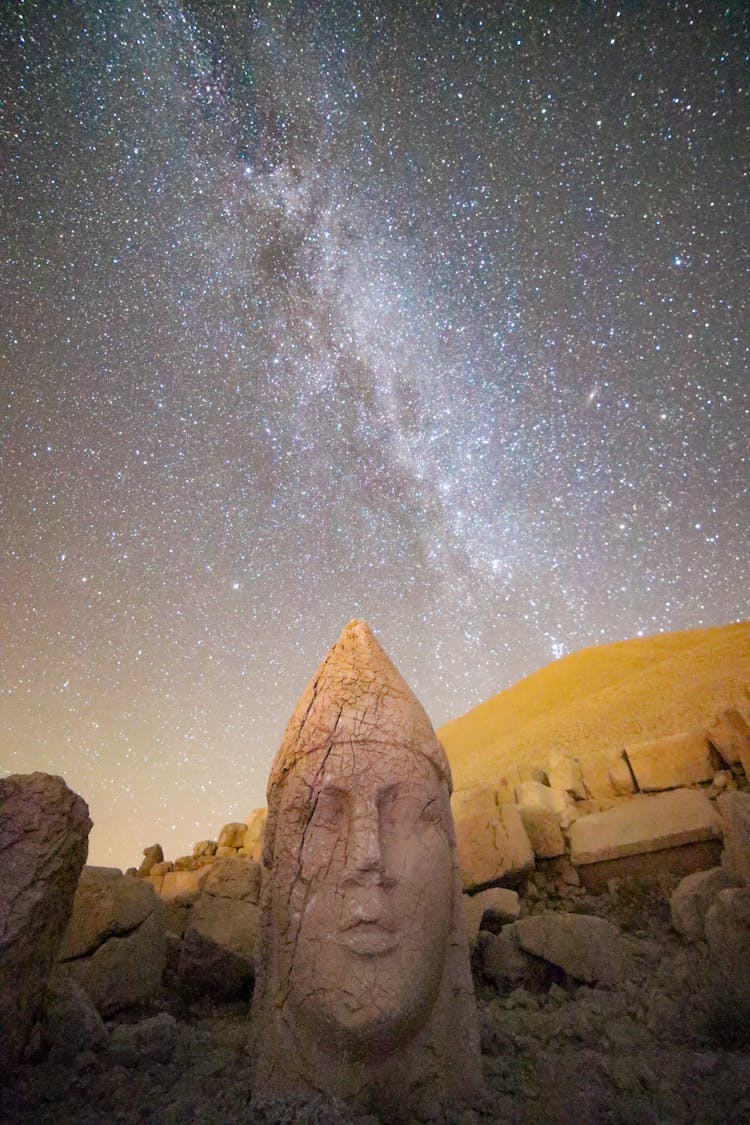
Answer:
xmin=251 ymin=620 xmax=482 ymax=1122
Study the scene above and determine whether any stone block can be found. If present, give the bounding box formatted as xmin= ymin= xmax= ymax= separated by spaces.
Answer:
xmin=160 ymin=869 xmax=205 ymax=900
xmin=707 ymin=708 xmax=750 ymax=770
xmin=569 ymin=789 xmax=722 ymax=868
xmin=625 ymin=730 xmax=716 ymax=792
xmin=510 ymin=912 xmax=626 ymax=986
xmin=217 ymin=822 xmax=247 ymax=849
xmin=452 ymin=788 xmax=534 ymax=891
xmin=150 ymin=861 xmax=172 ymax=876
xmin=670 ymin=867 xmax=738 ymax=941
xmin=137 ymin=844 xmax=163 ymax=877
xmin=462 ymin=887 xmax=520 ymax=948
xmin=177 ymin=894 xmax=259 ymax=1000
xmin=515 ymin=781 xmax=571 ymax=859
xmin=547 ymin=751 xmax=587 ymax=800
xmin=58 ymin=866 xmax=156 ymax=960
xmin=215 ymin=845 xmax=239 ymax=857
xmin=199 ymin=856 xmax=261 ymax=904
xmin=718 ymin=790 xmax=750 ymax=886
xmin=193 ymin=839 xmax=218 ymax=858
xmin=243 ymin=809 xmax=267 ymax=862
xmin=577 ymin=750 xmax=636 ymax=799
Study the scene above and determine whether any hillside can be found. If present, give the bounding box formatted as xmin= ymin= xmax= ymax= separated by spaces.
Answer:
xmin=439 ymin=621 xmax=750 ymax=794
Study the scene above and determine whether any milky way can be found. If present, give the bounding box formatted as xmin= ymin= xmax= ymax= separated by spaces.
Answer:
xmin=2 ymin=1 xmax=747 ymax=869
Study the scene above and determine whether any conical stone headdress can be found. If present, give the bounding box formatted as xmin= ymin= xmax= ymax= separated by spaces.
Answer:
xmin=267 ymin=619 xmax=452 ymax=797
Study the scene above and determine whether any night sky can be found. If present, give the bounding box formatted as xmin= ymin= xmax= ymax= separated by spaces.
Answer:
xmin=2 ymin=1 xmax=748 ymax=871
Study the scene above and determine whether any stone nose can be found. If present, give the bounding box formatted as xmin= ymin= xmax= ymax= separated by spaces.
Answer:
xmin=344 ymin=801 xmax=383 ymax=883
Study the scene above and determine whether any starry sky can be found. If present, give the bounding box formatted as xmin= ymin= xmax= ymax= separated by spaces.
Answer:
xmin=2 ymin=1 xmax=748 ymax=871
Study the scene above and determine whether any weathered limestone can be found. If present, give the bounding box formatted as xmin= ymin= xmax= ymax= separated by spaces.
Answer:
xmin=160 ymin=869 xmax=206 ymax=900
xmin=452 ymin=787 xmax=534 ymax=891
xmin=137 ymin=843 xmax=163 ymax=877
xmin=192 ymin=840 xmax=217 ymax=859
xmin=625 ymin=730 xmax=716 ymax=791
xmin=717 ymin=790 xmax=750 ymax=886
xmin=670 ymin=867 xmax=738 ymax=941
xmin=55 ymin=867 xmax=166 ymax=1016
xmin=569 ymin=789 xmax=723 ymax=890
xmin=547 ymin=750 xmax=587 ymax=800
xmin=511 ymin=912 xmax=626 ymax=986
xmin=242 ymin=808 xmax=267 ymax=862
xmin=199 ymin=855 xmax=260 ymax=903
xmin=217 ymin=822 xmax=246 ymax=849
xmin=0 ymin=773 xmax=91 ymax=1076
xmin=515 ymin=780 xmax=573 ymax=859
xmin=463 ymin=887 xmax=521 ymax=948
xmin=707 ymin=708 xmax=750 ymax=771
xmin=576 ymin=749 xmax=637 ymax=799
xmin=251 ymin=621 xmax=482 ymax=1123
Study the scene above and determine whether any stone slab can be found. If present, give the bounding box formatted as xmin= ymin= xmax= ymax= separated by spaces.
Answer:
xmin=577 ymin=839 xmax=723 ymax=894
xmin=569 ymin=788 xmax=722 ymax=867
xmin=707 ymin=708 xmax=750 ymax=769
xmin=452 ymin=788 xmax=534 ymax=891
xmin=625 ymin=730 xmax=717 ymax=791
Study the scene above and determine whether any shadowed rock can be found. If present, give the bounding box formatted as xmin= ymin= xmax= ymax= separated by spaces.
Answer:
xmin=251 ymin=620 xmax=482 ymax=1123
xmin=0 ymin=772 xmax=91 ymax=1076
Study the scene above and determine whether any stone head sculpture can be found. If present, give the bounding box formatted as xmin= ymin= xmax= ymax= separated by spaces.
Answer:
xmin=251 ymin=621 xmax=482 ymax=1122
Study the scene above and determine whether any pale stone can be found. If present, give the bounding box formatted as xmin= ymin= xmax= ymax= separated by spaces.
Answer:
xmin=515 ymin=781 xmax=571 ymax=859
xmin=173 ymin=854 xmax=202 ymax=871
xmin=243 ymin=809 xmax=267 ymax=862
xmin=178 ymin=894 xmax=259 ymax=1000
xmin=192 ymin=840 xmax=217 ymax=858
xmin=58 ymin=866 xmax=155 ymax=960
xmin=251 ymin=620 xmax=482 ymax=1122
xmin=0 ymin=773 xmax=91 ymax=1076
xmin=198 ymin=855 xmax=261 ymax=903
xmin=150 ymin=860 xmax=172 ymax=876
xmin=463 ymin=887 xmax=521 ymax=948
xmin=215 ymin=845 xmax=238 ymax=857
xmin=608 ymin=755 xmax=638 ymax=796
xmin=577 ymin=750 xmax=636 ymax=799
xmin=670 ymin=867 xmax=738 ymax=941
xmin=718 ymin=790 xmax=750 ymax=886
xmin=137 ymin=843 xmax=163 ymax=877
xmin=511 ymin=912 xmax=626 ymax=985
xmin=707 ymin=708 xmax=750 ymax=769
xmin=217 ymin=822 xmax=246 ymax=849
xmin=547 ymin=751 xmax=587 ymax=800
xmin=569 ymin=789 xmax=723 ymax=867
xmin=704 ymin=887 xmax=750 ymax=1003
xmin=160 ymin=869 xmax=205 ymax=900
xmin=452 ymin=788 xmax=534 ymax=891
xmin=625 ymin=729 xmax=716 ymax=791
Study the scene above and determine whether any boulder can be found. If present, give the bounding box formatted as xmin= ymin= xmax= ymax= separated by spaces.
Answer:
xmin=137 ymin=843 xmax=163 ymax=877
xmin=243 ymin=808 xmax=267 ymax=862
xmin=717 ymin=790 xmax=750 ymax=886
xmin=0 ymin=772 xmax=91 ymax=1077
xmin=173 ymin=855 xmax=203 ymax=871
xmin=150 ymin=860 xmax=173 ymax=876
xmin=624 ymin=730 xmax=717 ymax=791
xmin=463 ymin=886 xmax=521 ymax=948
xmin=199 ymin=856 xmax=261 ymax=903
xmin=704 ymin=887 xmax=750 ymax=1003
xmin=215 ymin=845 xmax=239 ymax=857
xmin=56 ymin=868 xmax=166 ymax=1016
xmin=547 ymin=751 xmax=586 ymax=800
xmin=160 ymin=869 xmax=206 ymax=900
xmin=108 ymin=1012 xmax=177 ymax=1068
xmin=42 ymin=976 xmax=107 ymax=1065
xmin=452 ymin=788 xmax=534 ymax=891
xmin=478 ymin=930 xmax=532 ymax=991
xmin=177 ymin=893 xmax=259 ymax=1000
xmin=515 ymin=781 xmax=573 ymax=859
xmin=217 ymin=822 xmax=247 ymax=849
xmin=569 ymin=789 xmax=723 ymax=890
xmin=707 ymin=708 xmax=750 ymax=771
xmin=193 ymin=840 xmax=218 ymax=858
xmin=510 ymin=912 xmax=626 ymax=986
xmin=670 ymin=867 xmax=738 ymax=941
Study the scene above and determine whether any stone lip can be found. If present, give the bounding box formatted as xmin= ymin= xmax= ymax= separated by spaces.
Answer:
xmin=569 ymin=788 xmax=722 ymax=866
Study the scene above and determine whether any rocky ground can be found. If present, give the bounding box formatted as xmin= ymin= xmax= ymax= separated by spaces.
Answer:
xmin=3 ymin=872 xmax=749 ymax=1125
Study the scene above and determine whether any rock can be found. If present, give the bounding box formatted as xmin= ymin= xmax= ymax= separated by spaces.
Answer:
xmin=510 ymin=912 xmax=626 ymax=986
xmin=150 ymin=860 xmax=173 ymax=876
xmin=243 ymin=809 xmax=267 ymax=862
xmin=452 ymin=788 xmax=535 ymax=891
xmin=0 ymin=772 xmax=91 ymax=1077
xmin=199 ymin=856 xmax=261 ymax=903
xmin=42 ymin=976 xmax=107 ymax=1064
xmin=215 ymin=845 xmax=239 ymax=857
xmin=571 ymin=789 xmax=723 ymax=863
xmin=670 ymin=867 xmax=738 ymax=941
xmin=704 ymin=887 xmax=750 ymax=1003
xmin=173 ymin=854 xmax=203 ymax=871
xmin=478 ymin=930 xmax=533 ymax=991
xmin=515 ymin=781 xmax=572 ymax=859
xmin=193 ymin=840 xmax=218 ymax=858
xmin=160 ymin=869 xmax=206 ymax=900
xmin=107 ymin=1012 xmax=178 ymax=1068
xmin=56 ymin=868 xmax=166 ymax=1016
xmin=137 ymin=843 xmax=163 ymax=877
xmin=547 ymin=751 xmax=587 ymax=800
xmin=178 ymin=893 xmax=259 ymax=1000
xmin=624 ymin=730 xmax=717 ymax=791
xmin=463 ymin=887 xmax=521 ymax=947
xmin=57 ymin=866 xmax=155 ymax=959
xmin=717 ymin=790 xmax=750 ymax=886
xmin=217 ymin=822 xmax=247 ymax=849
xmin=707 ymin=708 xmax=750 ymax=771
xmin=577 ymin=750 xmax=637 ymax=799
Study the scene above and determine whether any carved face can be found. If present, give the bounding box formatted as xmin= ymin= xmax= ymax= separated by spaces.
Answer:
xmin=271 ymin=740 xmax=454 ymax=1058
